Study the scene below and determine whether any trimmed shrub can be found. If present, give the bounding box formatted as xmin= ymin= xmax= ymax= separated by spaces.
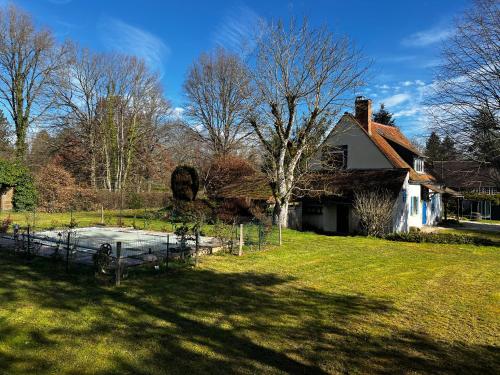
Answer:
xmin=385 ymin=232 xmax=498 ymax=246
xmin=171 ymin=166 xmax=199 ymax=201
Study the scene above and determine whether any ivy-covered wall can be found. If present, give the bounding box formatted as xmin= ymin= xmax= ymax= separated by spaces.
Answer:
xmin=0 ymin=159 xmax=37 ymax=210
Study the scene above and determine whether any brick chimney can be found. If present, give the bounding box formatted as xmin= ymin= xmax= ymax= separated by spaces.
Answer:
xmin=355 ymin=96 xmax=372 ymax=135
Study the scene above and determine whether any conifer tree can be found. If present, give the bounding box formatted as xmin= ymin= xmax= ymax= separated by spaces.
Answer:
xmin=372 ymin=103 xmax=395 ymax=126
xmin=425 ymin=131 xmax=442 ymax=162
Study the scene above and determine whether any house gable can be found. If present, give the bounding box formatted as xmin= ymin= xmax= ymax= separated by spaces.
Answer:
xmin=315 ymin=114 xmax=393 ymax=170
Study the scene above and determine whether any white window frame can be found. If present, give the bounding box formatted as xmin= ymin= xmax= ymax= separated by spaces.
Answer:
xmin=410 ymin=196 xmax=419 ymax=216
xmin=414 ymin=158 xmax=424 ymax=173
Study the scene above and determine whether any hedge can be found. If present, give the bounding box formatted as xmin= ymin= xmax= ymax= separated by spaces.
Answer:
xmin=385 ymin=232 xmax=498 ymax=246
xmin=35 ymin=189 xmax=170 ymax=213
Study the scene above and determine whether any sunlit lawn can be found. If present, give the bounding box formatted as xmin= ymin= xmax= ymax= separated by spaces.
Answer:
xmin=0 ymin=208 xmax=176 ymax=232
xmin=0 ymin=228 xmax=498 ymax=374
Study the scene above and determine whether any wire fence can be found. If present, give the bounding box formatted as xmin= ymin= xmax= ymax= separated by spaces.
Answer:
xmin=0 ymin=219 xmax=283 ymax=286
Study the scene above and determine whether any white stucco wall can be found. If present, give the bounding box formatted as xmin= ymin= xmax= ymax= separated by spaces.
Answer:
xmin=391 ymin=173 xmax=410 ymax=232
xmin=426 ymin=191 xmax=443 ymax=226
xmin=392 ymin=179 xmax=443 ymax=231
xmin=312 ymin=116 xmax=393 ymax=170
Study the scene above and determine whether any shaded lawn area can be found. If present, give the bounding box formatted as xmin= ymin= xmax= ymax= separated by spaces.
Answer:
xmin=0 ymin=231 xmax=499 ymax=374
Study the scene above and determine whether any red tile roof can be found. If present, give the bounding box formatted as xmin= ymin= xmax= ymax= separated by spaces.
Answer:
xmin=345 ymin=114 xmax=436 ymax=183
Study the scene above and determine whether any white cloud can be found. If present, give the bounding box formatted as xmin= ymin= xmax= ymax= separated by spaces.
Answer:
xmin=402 ymin=80 xmax=413 ymax=87
xmin=382 ymin=93 xmax=411 ymax=107
xmin=212 ymin=5 xmax=265 ymax=57
xmin=170 ymin=107 xmax=185 ymax=119
xmin=402 ymin=26 xmax=453 ymax=47
xmin=377 ymin=55 xmax=416 ymax=63
xmin=99 ymin=17 xmax=169 ymax=76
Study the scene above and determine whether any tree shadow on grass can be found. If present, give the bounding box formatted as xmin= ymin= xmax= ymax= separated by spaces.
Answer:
xmin=0 ymin=254 xmax=498 ymax=374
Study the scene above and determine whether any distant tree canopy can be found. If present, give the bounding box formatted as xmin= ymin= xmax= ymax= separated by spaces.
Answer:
xmin=171 ymin=166 xmax=199 ymax=201
xmin=425 ymin=132 xmax=442 ymax=162
xmin=426 ymin=0 xmax=499 ymax=172
xmin=468 ymin=108 xmax=500 ymax=170
xmin=0 ymin=159 xmax=37 ymax=210
xmin=372 ymin=103 xmax=395 ymax=126
xmin=425 ymin=131 xmax=458 ymax=162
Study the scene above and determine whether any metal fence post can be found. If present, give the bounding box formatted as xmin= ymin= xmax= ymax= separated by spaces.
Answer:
xmin=238 ymin=224 xmax=243 ymax=256
xmin=66 ymin=231 xmax=71 ymax=272
xmin=115 ymin=242 xmax=122 ymax=286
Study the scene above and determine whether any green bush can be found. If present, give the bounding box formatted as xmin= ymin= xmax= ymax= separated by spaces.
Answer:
xmin=127 ymin=191 xmax=144 ymax=209
xmin=0 ymin=159 xmax=37 ymax=211
xmin=12 ymin=171 xmax=37 ymax=210
xmin=385 ymin=232 xmax=498 ymax=246
xmin=439 ymin=218 xmax=461 ymax=226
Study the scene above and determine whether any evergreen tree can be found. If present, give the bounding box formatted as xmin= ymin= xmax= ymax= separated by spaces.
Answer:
xmin=440 ymin=135 xmax=458 ymax=160
xmin=425 ymin=131 xmax=442 ymax=162
xmin=468 ymin=108 xmax=500 ymax=170
xmin=372 ymin=103 xmax=396 ymax=126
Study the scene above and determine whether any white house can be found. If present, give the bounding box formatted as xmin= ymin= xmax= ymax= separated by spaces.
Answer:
xmin=294 ymin=97 xmax=448 ymax=234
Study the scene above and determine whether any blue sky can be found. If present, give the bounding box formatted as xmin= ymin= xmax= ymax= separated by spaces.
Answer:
xmin=12 ymin=0 xmax=470 ymax=138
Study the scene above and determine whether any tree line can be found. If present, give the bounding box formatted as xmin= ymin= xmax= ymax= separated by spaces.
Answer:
xmin=0 ymin=0 xmax=498 ymax=225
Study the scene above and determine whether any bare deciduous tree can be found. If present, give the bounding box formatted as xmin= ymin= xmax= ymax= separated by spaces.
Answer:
xmin=56 ymin=45 xmax=106 ymax=188
xmin=248 ymin=19 xmax=367 ymax=226
xmin=0 ymin=5 xmax=68 ymax=159
xmin=184 ymin=48 xmax=252 ymax=156
xmin=353 ymin=189 xmax=394 ymax=237
xmin=98 ymin=54 xmax=170 ymax=191
xmin=426 ymin=0 xmax=499 ymax=168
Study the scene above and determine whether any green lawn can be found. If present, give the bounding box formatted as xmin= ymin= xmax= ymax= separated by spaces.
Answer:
xmin=0 ymin=209 xmax=176 ymax=232
xmin=0 ymin=230 xmax=498 ymax=374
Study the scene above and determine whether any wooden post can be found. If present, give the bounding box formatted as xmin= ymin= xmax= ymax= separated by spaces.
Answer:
xmin=279 ymin=223 xmax=282 ymax=246
xmin=166 ymin=235 xmax=169 ymax=270
xmin=195 ymin=229 xmax=199 ymax=267
xmin=100 ymin=205 xmax=104 ymax=224
xmin=27 ymin=225 xmax=31 ymax=256
xmin=66 ymin=231 xmax=71 ymax=272
xmin=115 ymin=242 xmax=122 ymax=286
xmin=238 ymin=224 xmax=243 ymax=256
xmin=258 ymin=224 xmax=262 ymax=251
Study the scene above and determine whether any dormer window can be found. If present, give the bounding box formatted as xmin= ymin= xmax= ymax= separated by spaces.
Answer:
xmin=414 ymin=158 xmax=424 ymax=173
xmin=322 ymin=145 xmax=348 ymax=170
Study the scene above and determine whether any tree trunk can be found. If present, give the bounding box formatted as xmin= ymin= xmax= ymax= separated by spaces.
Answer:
xmin=273 ymin=199 xmax=289 ymax=227
xmin=15 ymin=124 xmax=28 ymax=160
xmin=89 ymin=131 xmax=97 ymax=189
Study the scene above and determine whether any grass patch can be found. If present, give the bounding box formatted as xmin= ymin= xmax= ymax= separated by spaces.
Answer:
xmin=1 ymin=209 xmax=184 ymax=233
xmin=0 ymin=230 xmax=498 ymax=374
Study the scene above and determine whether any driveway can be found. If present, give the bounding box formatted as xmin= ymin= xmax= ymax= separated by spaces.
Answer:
xmin=457 ymin=220 xmax=500 ymax=233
